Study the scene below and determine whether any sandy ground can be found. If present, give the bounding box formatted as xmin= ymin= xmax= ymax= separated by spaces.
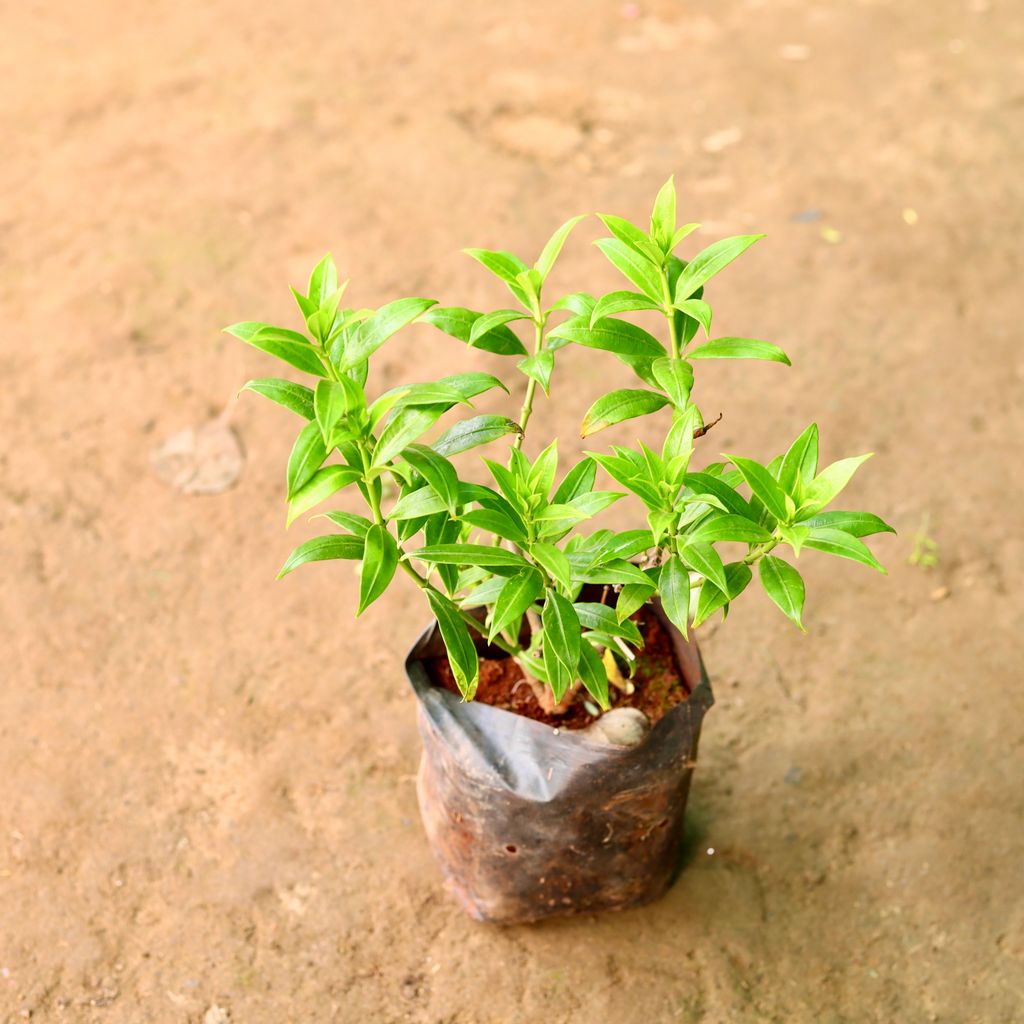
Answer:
xmin=2 ymin=0 xmax=1023 ymax=1021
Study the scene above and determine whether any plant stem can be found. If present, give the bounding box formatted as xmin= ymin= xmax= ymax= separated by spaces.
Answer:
xmin=661 ymin=269 xmax=681 ymax=359
xmin=742 ymin=536 xmax=780 ymax=565
xmin=513 ymin=317 xmax=546 ymax=450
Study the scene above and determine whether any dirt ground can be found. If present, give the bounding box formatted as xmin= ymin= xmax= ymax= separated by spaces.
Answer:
xmin=2 ymin=0 xmax=1022 ymax=1021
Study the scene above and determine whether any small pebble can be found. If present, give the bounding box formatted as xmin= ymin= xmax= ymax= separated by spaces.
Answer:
xmin=902 ymin=207 xmax=919 ymax=225
xmin=780 ymin=43 xmax=810 ymax=61
xmin=702 ymin=126 xmax=744 ymax=153
xmin=930 ymin=585 xmax=950 ymax=602
xmin=791 ymin=208 xmax=823 ymax=223
xmin=583 ymin=707 xmax=650 ymax=747
xmin=821 ymin=226 xmax=843 ymax=244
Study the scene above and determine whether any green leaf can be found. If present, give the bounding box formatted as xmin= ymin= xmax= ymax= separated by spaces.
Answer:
xmin=671 ymin=222 xmax=700 ymax=249
xmin=542 ymin=589 xmax=581 ymax=672
xmin=659 ymin=555 xmax=691 ymax=638
xmin=358 ymin=524 xmax=399 ymax=615
xmin=286 ymin=420 xmax=328 ymax=499
xmin=374 ymin=404 xmax=447 ymax=466
xmin=601 ymin=529 xmax=656 ymax=563
xmin=673 ymin=234 xmax=765 ymax=302
xmin=759 ymin=556 xmax=806 ymax=630
xmin=581 ymin=389 xmax=670 ymax=437
xmin=306 ymin=284 xmax=346 ymax=344
xmin=461 ymin=575 xmax=508 ymax=608
xmin=566 ymin=490 xmax=623 ymax=519
xmin=778 ymin=423 xmax=819 ymax=498
xmin=548 ymin=316 xmax=666 ymax=358
xmin=433 ymin=415 xmax=522 ymax=456
xmin=277 ymin=534 xmax=364 ymax=578
xmin=777 ymin=523 xmax=810 ymax=555
xmin=683 ymin=472 xmax=757 ymax=519
xmin=552 ymin=458 xmax=597 ymax=505
xmin=291 ymin=285 xmax=317 ymax=320
xmin=587 ymin=450 xmax=663 ymax=510
xmin=411 ymin=544 xmax=530 ymax=571
xmin=462 ymin=248 xmax=530 ymax=305
xmin=650 ymin=175 xmax=677 ymax=252
xmin=687 ymin=337 xmax=790 ymax=364
xmin=535 ymin=215 xmax=586 ymax=281
xmin=577 ymin=558 xmax=651 ymax=587
xmin=801 ymin=454 xmax=873 ymax=516
xmin=616 ymin=582 xmax=656 ymax=622
xmin=341 ymin=298 xmax=436 ymax=369
xmin=692 ymin=562 xmax=752 ymax=628
xmin=727 ymin=454 xmax=791 ymax=523
xmin=314 ymin=377 xmax=364 ymax=447
xmin=573 ymin=603 xmax=642 ymax=646
xmin=651 ymin=357 xmax=695 ymax=408
xmin=530 ymin=542 xmax=573 ymax=594
xmin=390 ymin=382 xmax=469 ymax=409
xmin=438 ymin=372 xmax=509 ymax=400
xmin=517 ymin=350 xmax=554 ymax=395
xmin=525 ymin=440 xmax=557 ymax=499
xmin=543 ymin=642 xmax=573 ymax=703
xmin=469 ymin=309 xmax=529 ymax=345
xmin=548 ymin=292 xmax=596 ymax=317
xmin=803 ymin=527 xmax=886 ymax=573
xmin=286 ymin=465 xmax=361 ymax=526
xmin=680 ymin=540 xmax=728 ymax=596
xmin=535 ymin=504 xmax=588 ymax=537
xmin=225 ymin=322 xmax=326 ymax=377
xmin=589 ymin=291 xmax=662 ymax=326
xmin=594 ymin=237 xmax=664 ymax=300
xmin=427 ymin=590 xmax=479 ymax=699
xmin=596 ymin=214 xmax=665 ymax=266
xmin=307 ymin=254 xmax=339 ymax=307
xmin=402 ymin=443 xmax=459 ymax=516
xmin=691 ymin=514 xmax=773 ymax=545
xmin=321 ymin=510 xmax=373 ymax=536
xmin=489 ymin=568 xmax=544 ymax=642
xmin=240 ymin=378 xmax=315 ymax=420
xmin=673 ymin=299 xmax=712 ymax=335
xmin=388 ymin=485 xmax=447 ymax=521
xmin=577 ymin=642 xmax=610 ymax=710
xmin=461 ymin=508 xmax=528 ymax=546
xmin=422 ymin=306 xmax=527 ymax=356
xmin=483 ymin=457 xmax=523 ymax=507
xmin=797 ymin=510 xmax=895 ymax=538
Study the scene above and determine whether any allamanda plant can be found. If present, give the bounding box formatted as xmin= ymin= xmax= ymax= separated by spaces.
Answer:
xmin=228 ymin=178 xmax=893 ymax=714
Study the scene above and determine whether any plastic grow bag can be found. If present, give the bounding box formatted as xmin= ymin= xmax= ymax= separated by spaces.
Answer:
xmin=406 ymin=602 xmax=714 ymax=924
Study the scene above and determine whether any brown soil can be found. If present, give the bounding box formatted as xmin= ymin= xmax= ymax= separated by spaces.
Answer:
xmin=427 ymin=607 xmax=690 ymax=729
xmin=3 ymin=2 xmax=1023 ymax=1021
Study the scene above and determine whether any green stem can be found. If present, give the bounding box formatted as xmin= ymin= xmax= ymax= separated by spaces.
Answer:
xmin=513 ymin=316 xmax=546 ymax=450
xmin=742 ymin=537 xmax=780 ymax=565
xmin=661 ymin=267 xmax=681 ymax=359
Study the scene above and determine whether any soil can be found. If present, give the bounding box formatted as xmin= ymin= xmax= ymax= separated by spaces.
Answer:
xmin=2 ymin=1 xmax=1023 ymax=1022
xmin=427 ymin=607 xmax=690 ymax=730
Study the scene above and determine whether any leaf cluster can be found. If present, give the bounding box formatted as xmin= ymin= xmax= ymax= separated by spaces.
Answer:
xmin=231 ymin=179 xmax=891 ymax=705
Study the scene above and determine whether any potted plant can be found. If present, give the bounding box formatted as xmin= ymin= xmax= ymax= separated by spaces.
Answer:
xmin=228 ymin=178 xmax=891 ymax=924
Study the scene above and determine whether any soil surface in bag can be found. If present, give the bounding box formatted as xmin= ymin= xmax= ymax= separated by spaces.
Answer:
xmin=408 ymin=602 xmax=713 ymax=924
xmin=425 ymin=607 xmax=688 ymax=729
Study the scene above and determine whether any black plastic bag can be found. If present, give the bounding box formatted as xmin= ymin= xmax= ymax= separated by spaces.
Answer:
xmin=406 ymin=602 xmax=714 ymax=924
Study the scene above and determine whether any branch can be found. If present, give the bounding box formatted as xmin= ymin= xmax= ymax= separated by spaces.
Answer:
xmin=693 ymin=411 xmax=723 ymax=439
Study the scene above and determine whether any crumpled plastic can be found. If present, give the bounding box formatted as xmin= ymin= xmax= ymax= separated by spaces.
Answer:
xmin=407 ymin=602 xmax=714 ymax=924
